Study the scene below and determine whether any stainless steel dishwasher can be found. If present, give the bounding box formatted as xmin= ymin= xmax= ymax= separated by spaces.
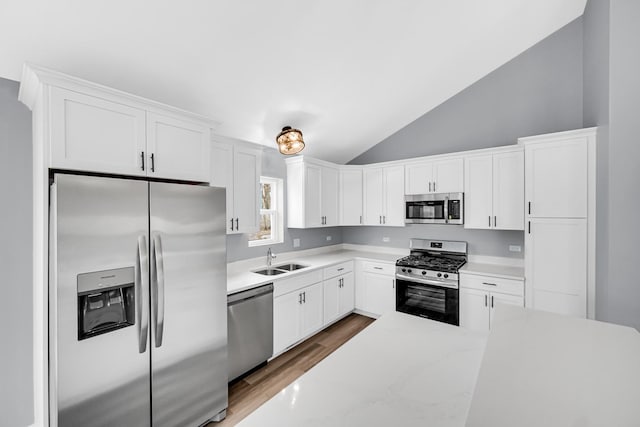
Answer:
xmin=227 ymin=283 xmax=274 ymax=382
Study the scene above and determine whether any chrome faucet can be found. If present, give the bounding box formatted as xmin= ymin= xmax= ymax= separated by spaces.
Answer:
xmin=267 ymin=248 xmax=277 ymax=267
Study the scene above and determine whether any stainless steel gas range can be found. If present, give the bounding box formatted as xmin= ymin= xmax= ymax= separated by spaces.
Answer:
xmin=395 ymin=239 xmax=467 ymax=326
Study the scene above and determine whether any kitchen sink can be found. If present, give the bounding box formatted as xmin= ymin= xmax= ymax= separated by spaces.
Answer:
xmin=274 ymin=263 xmax=308 ymax=271
xmin=253 ymin=268 xmax=287 ymax=276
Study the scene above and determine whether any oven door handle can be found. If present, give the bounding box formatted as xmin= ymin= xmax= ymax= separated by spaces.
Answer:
xmin=395 ymin=273 xmax=459 ymax=289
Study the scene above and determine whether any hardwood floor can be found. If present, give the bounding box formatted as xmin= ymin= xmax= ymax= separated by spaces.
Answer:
xmin=210 ymin=313 xmax=375 ymax=426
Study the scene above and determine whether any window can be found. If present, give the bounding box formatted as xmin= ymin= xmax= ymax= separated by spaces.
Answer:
xmin=248 ymin=176 xmax=284 ymax=246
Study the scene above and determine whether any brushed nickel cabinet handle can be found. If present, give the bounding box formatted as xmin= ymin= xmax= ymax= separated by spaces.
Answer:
xmin=494 ymin=216 xmax=497 ymax=227
xmin=484 ymin=294 xmax=488 ymax=307
xmin=141 ymin=151 xmax=145 ymax=171
xmin=482 ymin=282 xmax=497 ymax=286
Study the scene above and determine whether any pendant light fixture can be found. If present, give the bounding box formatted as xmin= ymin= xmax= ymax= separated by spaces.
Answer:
xmin=276 ymin=126 xmax=305 ymax=155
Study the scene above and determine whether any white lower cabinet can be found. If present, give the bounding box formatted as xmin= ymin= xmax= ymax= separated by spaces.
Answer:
xmin=273 ymin=281 xmax=323 ymax=355
xmin=323 ymin=272 xmax=355 ymax=325
xmin=459 ymin=273 xmax=524 ymax=331
xmin=355 ymin=261 xmax=396 ymax=316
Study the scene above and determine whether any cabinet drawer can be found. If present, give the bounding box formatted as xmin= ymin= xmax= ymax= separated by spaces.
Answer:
xmin=361 ymin=261 xmax=395 ymax=275
xmin=323 ymin=261 xmax=354 ymax=280
xmin=460 ymin=273 xmax=524 ymax=297
xmin=274 ymin=270 xmax=323 ymax=297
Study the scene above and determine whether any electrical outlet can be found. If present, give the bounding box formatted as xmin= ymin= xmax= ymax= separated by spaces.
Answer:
xmin=293 ymin=238 xmax=300 ymax=248
xmin=509 ymin=245 xmax=522 ymax=252
xmin=326 ymin=235 xmax=332 ymax=241
xmin=382 ymin=237 xmax=390 ymax=243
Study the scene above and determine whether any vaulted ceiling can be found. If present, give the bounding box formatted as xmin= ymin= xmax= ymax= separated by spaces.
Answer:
xmin=0 ymin=0 xmax=586 ymax=163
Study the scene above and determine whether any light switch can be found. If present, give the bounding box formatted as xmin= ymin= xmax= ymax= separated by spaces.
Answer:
xmin=326 ymin=235 xmax=332 ymax=241
xmin=293 ymin=238 xmax=300 ymax=248
xmin=382 ymin=237 xmax=390 ymax=243
xmin=509 ymin=245 xmax=522 ymax=252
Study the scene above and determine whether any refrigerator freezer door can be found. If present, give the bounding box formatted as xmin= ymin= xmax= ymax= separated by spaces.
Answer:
xmin=50 ymin=174 xmax=150 ymax=427
xmin=149 ymin=182 xmax=228 ymax=426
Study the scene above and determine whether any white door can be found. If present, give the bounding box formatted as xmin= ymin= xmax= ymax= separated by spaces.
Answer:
xmin=489 ymin=292 xmax=524 ymax=328
xmin=383 ymin=165 xmax=405 ymax=226
xmin=433 ymin=158 xmax=464 ymax=193
xmin=526 ymin=218 xmax=587 ymax=317
xmin=273 ymin=291 xmax=301 ymax=354
xmin=525 ymin=138 xmax=588 ymax=218
xmin=323 ymin=277 xmax=340 ymax=325
xmin=50 ymin=87 xmax=147 ymax=176
xmin=405 ymin=162 xmax=432 ymax=194
xmin=233 ymin=146 xmax=261 ymax=234
xmin=210 ymin=142 xmax=235 ymax=234
xmin=363 ymin=168 xmax=384 ymax=225
xmin=364 ymin=272 xmax=395 ymax=316
xmin=305 ymin=164 xmax=323 ymax=227
xmin=338 ymin=272 xmax=355 ymax=317
xmin=493 ymin=151 xmax=524 ymax=230
xmin=459 ymin=288 xmax=489 ymax=331
xmin=321 ymin=166 xmax=339 ymax=226
xmin=300 ymin=282 xmax=324 ymax=338
xmin=146 ymin=112 xmax=210 ymax=182
xmin=464 ymin=155 xmax=493 ymax=229
xmin=339 ymin=169 xmax=363 ymax=225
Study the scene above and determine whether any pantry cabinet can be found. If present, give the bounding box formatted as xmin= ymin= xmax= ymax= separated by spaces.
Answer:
xmin=459 ymin=273 xmax=524 ymax=331
xmin=339 ymin=168 xmax=363 ymax=226
xmin=363 ymin=165 xmax=405 ymax=226
xmin=464 ymin=149 xmax=524 ymax=230
xmin=286 ymin=158 xmax=339 ymax=228
xmin=405 ymin=157 xmax=463 ymax=195
xmin=49 ymin=85 xmax=211 ymax=182
xmin=210 ymin=141 xmax=261 ymax=234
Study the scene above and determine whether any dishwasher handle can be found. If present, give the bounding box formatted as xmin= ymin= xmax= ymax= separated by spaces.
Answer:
xmin=228 ymin=283 xmax=274 ymax=306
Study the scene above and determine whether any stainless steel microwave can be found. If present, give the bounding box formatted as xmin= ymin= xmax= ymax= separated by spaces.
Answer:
xmin=405 ymin=193 xmax=464 ymax=224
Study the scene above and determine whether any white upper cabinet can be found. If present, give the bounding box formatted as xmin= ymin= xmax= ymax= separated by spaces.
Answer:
xmin=339 ymin=168 xmax=363 ymax=226
xmin=50 ymin=87 xmax=147 ymax=177
xmin=405 ymin=157 xmax=463 ymax=195
xmin=363 ymin=166 xmax=405 ymax=226
xmin=525 ymin=137 xmax=588 ymax=218
xmin=286 ymin=157 xmax=339 ymax=228
xmin=146 ymin=112 xmax=210 ymax=182
xmin=464 ymin=149 xmax=524 ymax=230
xmin=210 ymin=141 xmax=261 ymax=234
xmin=29 ymin=67 xmax=215 ymax=181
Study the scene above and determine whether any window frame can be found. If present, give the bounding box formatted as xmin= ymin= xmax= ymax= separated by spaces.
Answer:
xmin=248 ymin=176 xmax=284 ymax=247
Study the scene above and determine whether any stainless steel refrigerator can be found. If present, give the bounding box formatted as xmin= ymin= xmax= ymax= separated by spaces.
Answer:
xmin=49 ymin=173 xmax=228 ymax=426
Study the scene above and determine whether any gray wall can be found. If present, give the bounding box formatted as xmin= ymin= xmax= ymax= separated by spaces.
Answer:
xmin=0 ymin=77 xmax=33 ymax=426
xmin=583 ymin=0 xmax=610 ymax=323
xmin=349 ymin=18 xmax=584 ymax=164
xmin=602 ymin=0 xmax=640 ymax=329
xmin=226 ymin=147 xmax=344 ymax=263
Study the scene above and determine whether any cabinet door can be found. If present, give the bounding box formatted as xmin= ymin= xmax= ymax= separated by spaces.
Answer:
xmin=526 ymin=218 xmax=587 ymax=317
xmin=493 ymin=151 xmax=524 ymax=230
xmin=363 ymin=168 xmax=384 ymax=225
xmin=405 ymin=162 xmax=432 ymax=195
xmin=50 ymin=87 xmax=147 ymax=176
xmin=433 ymin=158 xmax=464 ymax=193
xmin=338 ymin=272 xmax=355 ymax=317
xmin=146 ymin=112 xmax=210 ymax=182
xmin=489 ymin=292 xmax=524 ymax=328
xmin=363 ymin=272 xmax=395 ymax=316
xmin=305 ymin=164 xmax=323 ymax=227
xmin=321 ymin=166 xmax=339 ymax=226
xmin=233 ymin=146 xmax=261 ymax=234
xmin=459 ymin=288 xmax=489 ymax=331
xmin=383 ymin=165 xmax=405 ymax=226
xmin=525 ymin=138 xmax=587 ymax=218
xmin=340 ymin=169 xmax=363 ymax=225
xmin=323 ymin=277 xmax=340 ymax=325
xmin=210 ymin=142 xmax=235 ymax=234
xmin=273 ymin=291 xmax=301 ymax=354
xmin=300 ymin=282 xmax=324 ymax=338
xmin=464 ymin=155 xmax=493 ymax=229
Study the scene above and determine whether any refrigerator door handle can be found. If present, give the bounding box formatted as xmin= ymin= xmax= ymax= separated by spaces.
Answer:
xmin=152 ymin=234 xmax=166 ymax=347
xmin=136 ymin=235 xmax=149 ymax=353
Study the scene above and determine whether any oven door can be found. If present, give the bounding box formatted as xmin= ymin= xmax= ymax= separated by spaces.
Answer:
xmin=395 ymin=277 xmax=459 ymax=325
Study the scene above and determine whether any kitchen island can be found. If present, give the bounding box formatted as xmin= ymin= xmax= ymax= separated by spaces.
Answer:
xmin=237 ymin=311 xmax=488 ymax=426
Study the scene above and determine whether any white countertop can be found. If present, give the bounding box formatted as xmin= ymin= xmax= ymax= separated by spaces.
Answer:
xmin=227 ymin=247 xmax=403 ymax=295
xmin=458 ymin=262 xmax=524 ymax=281
xmin=466 ymin=305 xmax=640 ymax=426
xmin=237 ymin=311 xmax=488 ymax=427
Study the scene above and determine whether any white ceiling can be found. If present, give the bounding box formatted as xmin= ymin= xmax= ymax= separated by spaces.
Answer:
xmin=0 ymin=0 xmax=586 ymax=163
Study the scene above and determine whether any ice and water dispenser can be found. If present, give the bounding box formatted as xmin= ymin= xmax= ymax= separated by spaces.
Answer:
xmin=77 ymin=267 xmax=135 ymax=340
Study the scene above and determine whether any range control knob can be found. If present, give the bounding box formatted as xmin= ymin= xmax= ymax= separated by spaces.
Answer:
xmin=421 ymin=271 xmax=427 ymax=275
xmin=401 ymin=268 xmax=406 ymax=273
xmin=407 ymin=269 xmax=412 ymax=274
xmin=437 ymin=273 xmax=442 ymax=278
xmin=444 ymin=273 xmax=449 ymax=279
